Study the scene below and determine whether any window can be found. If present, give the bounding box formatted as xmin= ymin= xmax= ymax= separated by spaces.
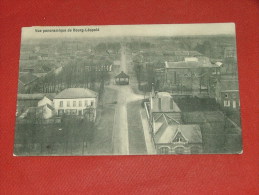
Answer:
xmin=59 ymin=101 xmax=63 ymax=107
xmin=225 ymin=94 xmax=228 ymax=98
xmin=90 ymin=101 xmax=94 ymax=107
xmin=233 ymin=100 xmax=236 ymax=109
xmin=79 ymin=101 xmax=82 ymax=107
xmin=224 ymin=100 xmax=230 ymax=107
xmin=73 ymin=101 xmax=76 ymax=107
xmin=67 ymin=101 xmax=70 ymax=107
xmin=159 ymin=147 xmax=169 ymax=154
xmin=58 ymin=109 xmax=64 ymax=116
xmin=85 ymin=100 xmax=88 ymax=106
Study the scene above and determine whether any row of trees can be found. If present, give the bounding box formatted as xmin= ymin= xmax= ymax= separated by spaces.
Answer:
xmin=29 ymin=60 xmax=111 ymax=94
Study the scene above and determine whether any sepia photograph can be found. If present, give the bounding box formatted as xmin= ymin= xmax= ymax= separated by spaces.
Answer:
xmin=14 ymin=23 xmax=242 ymax=156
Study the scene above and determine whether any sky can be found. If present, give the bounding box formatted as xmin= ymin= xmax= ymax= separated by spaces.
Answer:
xmin=22 ymin=23 xmax=236 ymax=39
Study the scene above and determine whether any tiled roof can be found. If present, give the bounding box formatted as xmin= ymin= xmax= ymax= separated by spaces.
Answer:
xmin=154 ymin=124 xmax=202 ymax=144
xmin=17 ymin=93 xmax=56 ymax=101
xmin=55 ymin=88 xmax=97 ymax=99
xmin=45 ymin=93 xmax=56 ymax=101
xmin=18 ymin=93 xmax=45 ymax=100
xmin=151 ymin=92 xmax=181 ymax=112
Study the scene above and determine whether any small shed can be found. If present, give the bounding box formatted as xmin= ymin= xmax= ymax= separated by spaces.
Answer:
xmin=115 ymin=71 xmax=129 ymax=85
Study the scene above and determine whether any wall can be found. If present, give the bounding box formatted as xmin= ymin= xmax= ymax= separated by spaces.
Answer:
xmin=38 ymin=96 xmax=53 ymax=107
xmin=220 ymin=91 xmax=240 ymax=110
xmin=53 ymin=97 xmax=97 ymax=116
xmin=156 ymin=143 xmax=203 ymax=154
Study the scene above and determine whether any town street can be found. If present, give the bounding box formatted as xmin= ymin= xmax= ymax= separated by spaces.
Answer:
xmin=110 ymin=45 xmax=145 ymax=155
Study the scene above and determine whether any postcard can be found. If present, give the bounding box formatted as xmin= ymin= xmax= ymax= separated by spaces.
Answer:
xmin=14 ymin=23 xmax=242 ymax=156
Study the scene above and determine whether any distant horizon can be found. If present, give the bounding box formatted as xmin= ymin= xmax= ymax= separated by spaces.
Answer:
xmin=21 ymin=23 xmax=236 ymax=39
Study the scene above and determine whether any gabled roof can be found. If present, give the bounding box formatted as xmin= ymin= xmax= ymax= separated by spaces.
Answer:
xmin=18 ymin=93 xmax=56 ymax=101
xmin=153 ymin=113 xmax=182 ymax=134
xmin=154 ymin=124 xmax=202 ymax=144
xmin=18 ymin=93 xmax=45 ymax=100
xmin=151 ymin=92 xmax=181 ymax=112
xmin=44 ymin=93 xmax=56 ymax=101
xmin=115 ymin=71 xmax=129 ymax=78
xmin=54 ymin=88 xmax=97 ymax=99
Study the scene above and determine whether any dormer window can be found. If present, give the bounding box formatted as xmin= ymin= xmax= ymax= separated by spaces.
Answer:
xmin=172 ymin=131 xmax=187 ymax=143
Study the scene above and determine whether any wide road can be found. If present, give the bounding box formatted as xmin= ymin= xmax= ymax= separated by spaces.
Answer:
xmin=110 ymin=45 xmax=143 ymax=155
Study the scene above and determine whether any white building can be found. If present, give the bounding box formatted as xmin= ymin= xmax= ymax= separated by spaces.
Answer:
xmin=38 ymin=94 xmax=54 ymax=107
xmin=53 ymin=88 xmax=98 ymax=120
xmin=17 ymin=93 xmax=55 ymax=117
xmin=19 ymin=104 xmax=55 ymax=120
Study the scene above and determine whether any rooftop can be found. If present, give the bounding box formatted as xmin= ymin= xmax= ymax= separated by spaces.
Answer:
xmin=154 ymin=123 xmax=202 ymax=144
xmin=55 ymin=88 xmax=97 ymax=99
xmin=17 ymin=93 xmax=56 ymax=100
xmin=115 ymin=71 xmax=129 ymax=78
xmin=151 ymin=92 xmax=181 ymax=112
xmin=165 ymin=60 xmax=217 ymax=69
xmin=18 ymin=93 xmax=45 ymax=100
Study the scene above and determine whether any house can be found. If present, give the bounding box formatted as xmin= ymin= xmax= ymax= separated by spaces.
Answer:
xmin=215 ymin=76 xmax=240 ymax=111
xmin=53 ymin=88 xmax=98 ymax=120
xmin=154 ymin=57 xmax=219 ymax=94
xmin=19 ymin=104 xmax=55 ymax=120
xmin=38 ymin=94 xmax=55 ymax=107
xmin=17 ymin=93 xmax=55 ymax=116
xmin=146 ymin=91 xmax=203 ymax=154
xmin=17 ymin=93 xmax=45 ymax=115
xmin=115 ymin=71 xmax=129 ymax=85
xmin=83 ymin=59 xmax=113 ymax=72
